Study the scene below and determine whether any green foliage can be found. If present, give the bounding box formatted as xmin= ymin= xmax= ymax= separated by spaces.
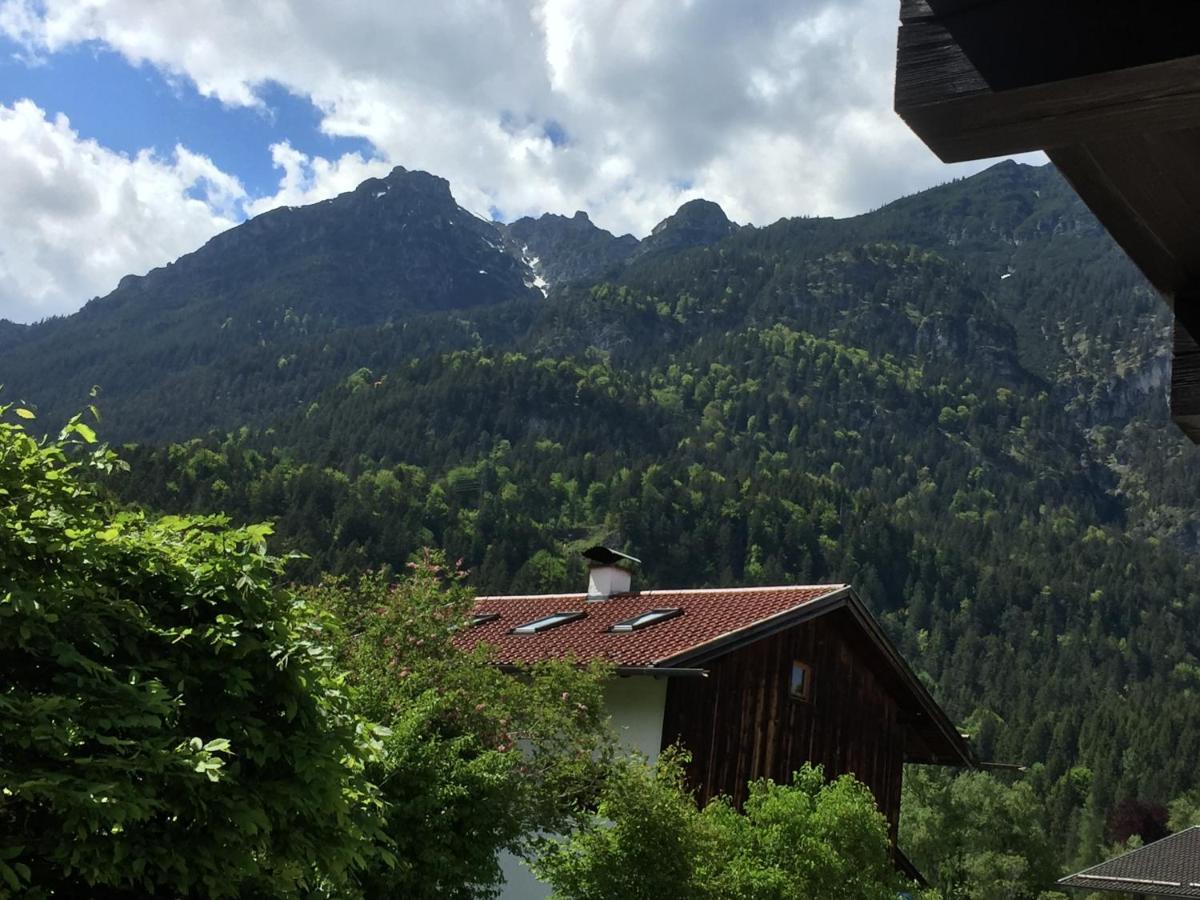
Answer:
xmin=708 ymin=766 xmax=928 ymax=900
xmin=531 ymin=750 xmax=713 ymax=900
xmin=533 ymin=753 xmax=927 ymax=900
xmin=307 ymin=555 xmax=615 ymax=899
xmin=1168 ymin=788 xmax=1200 ymax=832
xmin=0 ymin=409 xmax=386 ymax=897
xmin=901 ymin=768 xmax=1064 ymax=900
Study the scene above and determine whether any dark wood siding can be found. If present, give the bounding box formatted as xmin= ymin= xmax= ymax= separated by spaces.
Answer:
xmin=660 ymin=608 xmax=906 ymax=839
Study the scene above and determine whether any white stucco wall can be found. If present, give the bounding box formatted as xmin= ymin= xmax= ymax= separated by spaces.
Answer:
xmin=602 ymin=674 xmax=669 ymax=766
xmin=496 ymin=675 xmax=668 ymax=899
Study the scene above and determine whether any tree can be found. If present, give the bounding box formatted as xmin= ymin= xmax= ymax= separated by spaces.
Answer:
xmin=307 ymin=554 xmax=615 ymax=899
xmin=1105 ymin=798 xmax=1169 ymax=846
xmin=532 ymin=751 xmax=927 ymax=900
xmin=1168 ymin=788 xmax=1200 ymax=831
xmin=0 ymin=408 xmax=387 ymax=897
xmin=901 ymin=768 xmax=1065 ymax=900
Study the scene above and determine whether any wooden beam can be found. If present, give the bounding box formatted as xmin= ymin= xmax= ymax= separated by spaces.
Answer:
xmin=1047 ymin=140 xmax=1200 ymax=298
xmin=1171 ymin=312 xmax=1200 ymax=443
xmin=900 ymin=0 xmax=994 ymax=23
xmin=1049 ymin=137 xmax=1200 ymax=444
xmin=895 ymin=1 xmax=1200 ymax=162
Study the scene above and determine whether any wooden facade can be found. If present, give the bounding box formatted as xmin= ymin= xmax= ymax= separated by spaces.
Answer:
xmin=893 ymin=1 xmax=1200 ymax=441
xmin=661 ymin=607 xmax=920 ymax=840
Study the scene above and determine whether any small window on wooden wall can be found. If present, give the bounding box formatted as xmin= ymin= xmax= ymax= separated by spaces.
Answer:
xmin=789 ymin=661 xmax=813 ymax=702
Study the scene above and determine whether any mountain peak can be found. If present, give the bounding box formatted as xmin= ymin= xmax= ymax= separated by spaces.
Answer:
xmin=651 ymin=199 xmax=732 ymax=235
xmin=637 ymin=198 xmax=738 ymax=258
xmin=499 ymin=210 xmax=638 ymax=288
xmin=356 ymin=166 xmax=454 ymax=204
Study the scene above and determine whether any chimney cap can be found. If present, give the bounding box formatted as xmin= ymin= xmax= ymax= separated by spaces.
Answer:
xmin=582 ymin=545 xmax=641 ymax=567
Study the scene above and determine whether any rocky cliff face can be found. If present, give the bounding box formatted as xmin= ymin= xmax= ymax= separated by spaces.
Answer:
xmin=634 ymin=199 xmax=741 ymax=259
xmin=499 ymin=198 xmax=744 ymax=290
xmin=500 ymin=211 xmax=637 ymax=291
xmin=104 ymin=165 xmax=540 ymax=326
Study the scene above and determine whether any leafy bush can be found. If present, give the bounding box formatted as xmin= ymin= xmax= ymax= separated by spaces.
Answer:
xmin=532 ymin=751 xmax=925 ymax=900
xmin=0 ymin=408 xmax=386 ymax=897
xmin=901 ymin=768 xmax=1064 ymax=900
xmin=307 ymin=555 xmax=614 ymax=899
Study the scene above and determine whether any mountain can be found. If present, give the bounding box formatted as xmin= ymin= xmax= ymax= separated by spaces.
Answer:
xmin=6 ymin=159 xmax=1200 ymax=869
xmin=0 ymin=319 xmax=26 ymax=351
xmin=498 ymin=199 xmax=745 ymax=290
xmin=0 ymin=171 xmax=752 ymax=441
xmin=0 ymin=166 xmax=543 ymax=435
xmin=500 ymin=211 xmax=638 ymax=288
xmin=634 ymin=198 xmax=740 ymax=259
xmin=116 ymin=164 xmax=540 ymax=323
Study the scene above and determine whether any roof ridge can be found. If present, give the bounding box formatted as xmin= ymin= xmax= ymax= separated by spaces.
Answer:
xmin=473 ymin=583 xmax=848 ymax=602
xmin=474 ymin=592 xmax=587 ymax=602
xmin=636 ymin=583 xmax=847 ymax=597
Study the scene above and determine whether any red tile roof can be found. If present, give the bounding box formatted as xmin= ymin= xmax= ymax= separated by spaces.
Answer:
xmin=455 ymin=584 xmax=849 ymax=668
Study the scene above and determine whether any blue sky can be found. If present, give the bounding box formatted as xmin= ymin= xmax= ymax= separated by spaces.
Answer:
xmin=0 ymin=0 xmax=1030 ymax=324
xmin=0 ymin=35 xmax=370 ymax=198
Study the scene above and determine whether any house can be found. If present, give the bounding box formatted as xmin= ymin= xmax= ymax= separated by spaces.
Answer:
xmin=1057 ymin=826 xmax=1200 ymax=898
xmin=890 ymin=1 xmax=1200 ymax=441
xmin=457 ymin=547 xmax=976 ymax=898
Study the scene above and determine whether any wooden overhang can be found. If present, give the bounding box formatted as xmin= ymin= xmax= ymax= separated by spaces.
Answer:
xmin=894 ymin=0 xmax=1200 ymax=441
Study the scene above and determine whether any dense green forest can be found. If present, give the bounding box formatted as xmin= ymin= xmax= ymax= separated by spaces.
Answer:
xmin=7 ymin=159 xmax=1200 ymax=883
xmin=4 ymin=413 xmax=933 ymax=898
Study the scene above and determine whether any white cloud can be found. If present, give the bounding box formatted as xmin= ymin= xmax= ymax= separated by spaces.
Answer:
xmin=0 ymin=0 xmax=1045 ymax=321
xmin=0 ymin=99 xmax=242 ymax=323
xmin=242 ymin=142 xmax=391 ymax=217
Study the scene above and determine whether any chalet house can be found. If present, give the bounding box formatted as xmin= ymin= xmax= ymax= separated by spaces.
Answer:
xmin=457 ymin=547 xmax=976 ymax=899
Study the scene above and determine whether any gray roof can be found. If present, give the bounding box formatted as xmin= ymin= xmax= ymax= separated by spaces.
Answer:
xmin=1059 ymin=827 xmax=1200 ymax=897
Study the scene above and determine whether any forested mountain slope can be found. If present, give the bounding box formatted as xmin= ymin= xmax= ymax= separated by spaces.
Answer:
xmin=6 ymin=160 xmax=1200 ymax=867
xmin=0 ymin=166 xmax=541 ymax=437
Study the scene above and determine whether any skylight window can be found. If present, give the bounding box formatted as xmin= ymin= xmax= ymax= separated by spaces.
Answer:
xmin=470 ymin=613 xmax=500 ymax=627
xmin=609 ymin=608 xmax=682 ymax=633
xmin=511 ymin=611 xmax=585 ymax=634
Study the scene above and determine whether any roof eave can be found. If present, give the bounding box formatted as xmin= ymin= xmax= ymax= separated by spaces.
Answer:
xmin=495 ymin=662 xmax=709 ymax=679
xmin=651 ymin=585 xmax=853 ymax=670
xmin=841 ymin=593 xmax=978 ymax=769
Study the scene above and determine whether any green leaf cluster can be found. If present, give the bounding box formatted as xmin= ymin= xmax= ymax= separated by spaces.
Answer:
xmin=305 ymin=557 xmax=615 ymax=899
xmin=901 ymin=767 xmax=1064 ymax=900
xmin=0 ymin=408 xmax=387 ymax=897
xmin=533 ymin=752 xmax=929 ymax=900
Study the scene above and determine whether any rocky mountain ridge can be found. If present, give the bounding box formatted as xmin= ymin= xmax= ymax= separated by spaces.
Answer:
xmin=0 ymin=160 xmax=1184 ymax=511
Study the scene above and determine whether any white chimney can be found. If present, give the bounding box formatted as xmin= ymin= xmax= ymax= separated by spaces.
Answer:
xmin=588 ymin=565 xmax=631 ymax=601
xmin=582 ymin=545 xmax=640 ymax=602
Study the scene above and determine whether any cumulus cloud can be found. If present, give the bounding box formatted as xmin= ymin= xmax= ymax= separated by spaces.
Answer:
xmin=0 ymin=99 xmax=243 ymax=323
xmin=0 ymin=0 xmax=1040 ymax=321
xmin=243 ymin=143 xmax=391 ymax=217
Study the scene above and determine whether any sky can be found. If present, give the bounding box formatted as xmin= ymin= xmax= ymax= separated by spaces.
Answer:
xmin=0 ymin=0 xmax=1041 ymax=325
